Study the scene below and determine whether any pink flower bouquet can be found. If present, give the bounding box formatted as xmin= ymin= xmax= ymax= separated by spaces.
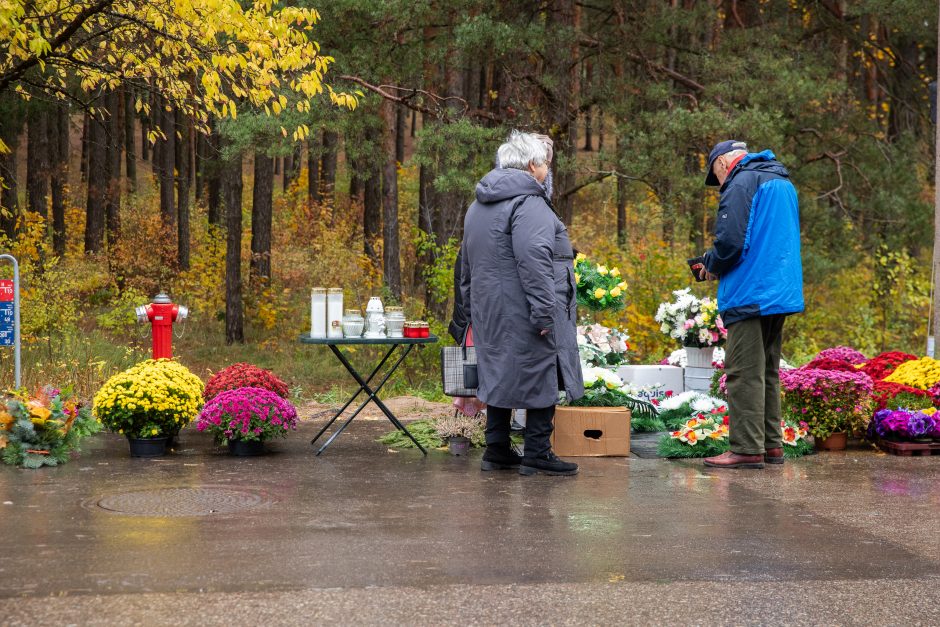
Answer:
xmin=196 ymin=387 xmax=298 ymax=443
xmin=780 ymin=368 xmax=873 ymax=439
xmin=813 ymin=346 xmax=867 ymax=365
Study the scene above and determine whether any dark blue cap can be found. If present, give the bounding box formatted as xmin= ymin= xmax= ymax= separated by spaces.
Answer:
xmin=705 ymin=140 xmax=747 ymax=186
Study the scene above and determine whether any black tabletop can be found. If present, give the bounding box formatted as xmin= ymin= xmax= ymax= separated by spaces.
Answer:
xmin=299 ymin=334 xmax=439 ymax=345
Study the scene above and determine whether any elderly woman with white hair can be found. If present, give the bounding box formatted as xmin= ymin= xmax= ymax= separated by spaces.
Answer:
xmin=459 ymin=130 xmax=584 ymax=476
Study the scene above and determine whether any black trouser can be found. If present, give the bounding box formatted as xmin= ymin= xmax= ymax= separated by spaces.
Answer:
xmin=725 ymin=314 xmax=786 ymax=455
xmin=486 ymin=405 xmax=555 ymax=458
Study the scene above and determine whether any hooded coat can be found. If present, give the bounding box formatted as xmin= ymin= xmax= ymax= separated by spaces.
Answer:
xmin=703 ymin=150 xmax=804 ymax=326
xmin=460 ymin=168 xmax=584 ymax=409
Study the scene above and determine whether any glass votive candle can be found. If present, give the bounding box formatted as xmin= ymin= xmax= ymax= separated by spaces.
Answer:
xmin=341 ymin=309 xmax=364 ymax=338
xmin=385 ymin=307 xmax=405 ymax=338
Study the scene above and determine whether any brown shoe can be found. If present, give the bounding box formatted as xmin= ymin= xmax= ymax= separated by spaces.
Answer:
xmin=764 ymin=448 xmax=785 ymax=465
xmin=704 ymin=451 xmax=764 ymax=469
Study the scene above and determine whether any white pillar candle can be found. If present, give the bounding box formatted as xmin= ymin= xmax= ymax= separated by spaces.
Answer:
xmin=327 ymin=288 xmax=344 ymax=338
xmin=311 ymin=288 xmax=327 ymax=338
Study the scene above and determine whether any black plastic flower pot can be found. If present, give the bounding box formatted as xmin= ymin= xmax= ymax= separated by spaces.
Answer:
xmin=448 ymin=436 xmax=471 ymax=456
xmin=227 ymin=439 xmax=265 ymax=456
xmin=127 ymin=436 xmax=169 ymax=457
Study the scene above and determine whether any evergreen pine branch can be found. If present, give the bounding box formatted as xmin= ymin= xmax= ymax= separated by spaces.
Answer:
xmin=631 ymin=415 xmax=667 ymax=432
xmin=659 ymin=404 xmax=695 ymax=430
xmin=657 ymin=434 xmax=729 ymax=458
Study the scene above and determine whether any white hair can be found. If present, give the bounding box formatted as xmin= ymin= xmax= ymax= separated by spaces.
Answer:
xmin=497 ymin=130 xmax=548 ymax=171
xmin=724 ymin=149 xmax=748 ymax=160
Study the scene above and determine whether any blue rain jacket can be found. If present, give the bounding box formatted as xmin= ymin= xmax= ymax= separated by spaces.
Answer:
xmin=703 ymin=151 xmax=804 ymax=326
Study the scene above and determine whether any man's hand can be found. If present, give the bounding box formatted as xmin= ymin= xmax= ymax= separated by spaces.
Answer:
xmin=697 ymin=266 xmax=718 ymax=281
xmin=540 ymin=329 xmax=551 ymax=336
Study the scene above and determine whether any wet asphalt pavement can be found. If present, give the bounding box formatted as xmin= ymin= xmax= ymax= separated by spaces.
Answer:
xmin=1 ymin=415 xmax=938 ymax=625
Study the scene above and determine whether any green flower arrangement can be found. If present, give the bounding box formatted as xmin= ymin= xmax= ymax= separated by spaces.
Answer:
xmin=93 ymin=359 xmax=205 ymax=439
xmin=567 ymin=367 xmax=660 ymax=426
xmin=574 ymin=253 xmax=627 ymax=312
xmin=378 ymin=415 xmax=489 ymax=450
xmin=1 ymin=386 xmax=101 ymax=468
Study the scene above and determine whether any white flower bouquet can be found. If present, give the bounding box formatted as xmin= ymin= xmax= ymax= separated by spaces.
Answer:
xmin=655 ymin=288 xmax=727 ymax=348
xmin=570 ymin=366 xmax=658 ymax=423
xmin=577 ymin=324 xmax=630 ymax=367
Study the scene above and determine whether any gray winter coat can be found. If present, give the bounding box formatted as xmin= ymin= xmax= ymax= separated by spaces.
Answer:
xmin=460 ymin=168 xmax=584 ymax=409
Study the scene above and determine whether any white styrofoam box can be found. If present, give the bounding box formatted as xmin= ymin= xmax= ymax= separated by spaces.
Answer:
xmin=617 ymin=365 xmax=685 ymax=395
xmin=684 ymin=366 xmax=716 ymax=393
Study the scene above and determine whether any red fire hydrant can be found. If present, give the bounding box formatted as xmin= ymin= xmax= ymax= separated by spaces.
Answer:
xmin=135 ymin=293 xmax=188 ymax=359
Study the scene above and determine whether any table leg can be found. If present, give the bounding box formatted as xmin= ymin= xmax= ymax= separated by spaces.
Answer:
xmin=310 ymin=344 xmax=399 ymax=445
xmin=316 ymin=344 xmax=427 ymax=456
xmin=349 ymin=345 xmax=428 ymax=454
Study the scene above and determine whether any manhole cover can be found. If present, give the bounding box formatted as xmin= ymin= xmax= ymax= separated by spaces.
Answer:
xmin=94 ymin=487 xmax=270 ymax=517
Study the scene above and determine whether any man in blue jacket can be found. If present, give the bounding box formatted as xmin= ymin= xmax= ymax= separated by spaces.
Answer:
xmin=697 ymin=140 xmax=804 ymax=469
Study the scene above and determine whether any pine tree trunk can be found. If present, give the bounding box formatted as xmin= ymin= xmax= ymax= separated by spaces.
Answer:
xmin=194 ymin=130 xmax=205 ymax=202
xmin=26 ymin=105 xmax=49 ymax=220
xmin=0 ymin=113 xmax=20 ymax=239
xmin=206 ymin=122 xmax=222 ymax=227
xmin=124 ymin=86 xmax=137 ymax=192
xmin=159 ymin=104 xmax=176 ymax=239
xmin=224 ymin=151 xmax=244 ymax=344
xmin=349 ymin=171 xmax=361 ymax=202
xmin=932 ymin=14 xmax=940 ymax=353
xmin=282 ymin=150 xmax=292 ymax=194
xmin=50 ymin=104 xmax=68 ymax=256
xmin=583 ymin=61 xmax=593 ymax=151
xmin=250 ymin=152 xmax=273 ymax=282
xmin=551 ymin=0 xmax=580 ymax=226
xmin=80 ymin=112 xmax=89 ymax=182
xmin=291 ymin=143 xmax=301 ymax=185
xmin=723 ymin=0 xmax=758 ymax=29
xmin=152 ymin=99 xmax=161 ymax=181
xmin=105 ymin=89 xmax=122 ymax=248
xmin=307 ymin=136 xmax=320 ymax=204
xmin=363 ymin=157 xmax=381 ymax=263
xmin=84 ymin=110 xmax=108 ymax=254
xmin=395 ymin=104 xmax=406 ymax=163
xmin=381 ymin=99 xmax=401 ymax=298
xmin=139 ymin=90 xmax=149 ymax=163
xmin=417 ymin=163 xmax=435 ymax=309
xmin=321 ymin=130 xmax=338 ymax=204
xmin=617 ymin=139 xmax=628 ymax=246
xmin=177 ymin=111 xmax=191 ymax=270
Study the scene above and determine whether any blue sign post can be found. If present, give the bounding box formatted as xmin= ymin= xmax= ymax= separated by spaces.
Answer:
xmin=0 ymin=254 xmax=20 ymax=389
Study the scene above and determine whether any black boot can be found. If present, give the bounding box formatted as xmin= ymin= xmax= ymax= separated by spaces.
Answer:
xmin=481 ymin=444 xmax=522 ymax=471
xmin=519 ymin=452 xmax=579 ymax=476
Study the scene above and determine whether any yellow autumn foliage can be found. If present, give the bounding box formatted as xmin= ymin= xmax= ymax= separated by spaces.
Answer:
xmin=0 ymin=0 xmax=356 ymax=150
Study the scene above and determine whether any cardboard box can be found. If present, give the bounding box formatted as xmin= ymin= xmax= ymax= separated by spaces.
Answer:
xmin=551 ymin=406 xmax=631 ymax=457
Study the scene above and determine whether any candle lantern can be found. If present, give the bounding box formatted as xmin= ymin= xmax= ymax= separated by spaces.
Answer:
xmin=363 ymin=296 xmax=386 ymax=338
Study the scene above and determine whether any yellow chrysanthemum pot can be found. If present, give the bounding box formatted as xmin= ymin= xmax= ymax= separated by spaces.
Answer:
xmin=93 ymin=359 xmax=204 ymax=457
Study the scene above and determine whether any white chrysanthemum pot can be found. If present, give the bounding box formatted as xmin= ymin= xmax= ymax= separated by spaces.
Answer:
xmin=684 ymin=346 xmax=715 ymax=368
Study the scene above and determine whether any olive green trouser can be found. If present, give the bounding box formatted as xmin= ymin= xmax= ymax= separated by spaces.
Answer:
xmin=725 ymin=314 xmax=787 ymax=455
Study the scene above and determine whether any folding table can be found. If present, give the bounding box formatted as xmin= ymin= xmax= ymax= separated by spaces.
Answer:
xmin=299 ymin=334 xmax=438 ymax=455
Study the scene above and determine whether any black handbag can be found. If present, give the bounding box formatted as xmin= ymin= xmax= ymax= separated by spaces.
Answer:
xmin=441 ymin=330 xmax=478 ymax=397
